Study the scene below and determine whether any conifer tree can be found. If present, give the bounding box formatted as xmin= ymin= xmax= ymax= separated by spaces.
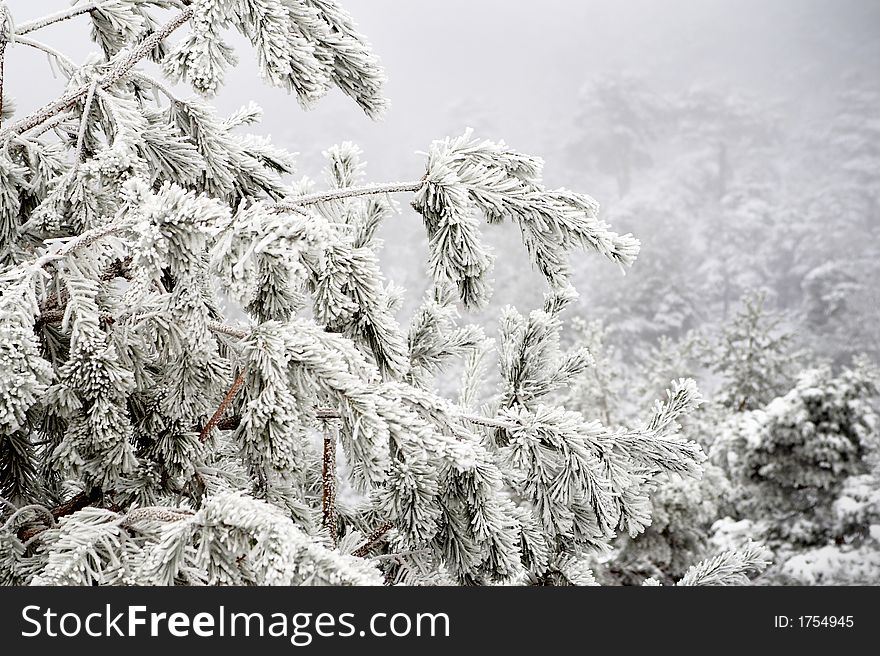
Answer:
xmin=709 ymin=356 xmax=880 ymax=583
xmin=0 ymin=0 xmax=768 ymax=586
xmin=707 ymin=291 xmax=801 ymax=412
xmin=719 ymin=358 xmax=879 ymax=522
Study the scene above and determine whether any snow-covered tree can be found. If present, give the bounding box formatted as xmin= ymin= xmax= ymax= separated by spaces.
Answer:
xmin=708 ymin=357 xmax=880 ymax=583
xmin=566 ymin=74 xmax=671 ymax=199
xmin=572 ymin=190 xmax=705 ymax=349
xmin=564 ymin=318 xmax=626 ymax=427
xmin=716 ymin=358 xmax=879 ymax=531
xmin=0 ymin=0 xmax=774 ymax=587
xmin=707 ymin=291 xmax=801 ymax=412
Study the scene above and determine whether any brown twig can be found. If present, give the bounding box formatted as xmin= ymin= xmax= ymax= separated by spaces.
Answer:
xmin=199 ymin=368 xmax=247 ymax=443
xmin=321 ymin=429 xmax=338 ymax=547
xmin=16 ymin=488 xmax=102 ymax=542
xmin=352 ymin=521 xmax=394 ymax=558
xmin=216 ymin=416 xmax=240 ymax=431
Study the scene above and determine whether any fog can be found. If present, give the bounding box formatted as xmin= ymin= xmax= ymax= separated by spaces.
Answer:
xmin=8 ymin=1 xmax=879 ymax=176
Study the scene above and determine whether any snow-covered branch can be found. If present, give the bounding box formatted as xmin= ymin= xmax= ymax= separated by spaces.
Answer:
xmin=0 ymin=5 xmax=194 ymax=139
xmin=272 ymin=180 xmax=424 ymax=212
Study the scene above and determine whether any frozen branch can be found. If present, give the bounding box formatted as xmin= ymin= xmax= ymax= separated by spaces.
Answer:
xmin=272 ymin=180 xmax=424 ymax=212
xmin=16 ymin=488 xmax=102 ymax=542
xmin=199 ymin=369 xmax=247 ymax=443
xmin=73 ymin=77 xmax=98 ymax=169
xmin=22 ymin=110 xmax=73 ymax=138
xmin=321 ymin=429 xmax=338 ymax=547
xmin=206 ymin=321 xmax=250 ymax=340
xmin=128 ymin=70 xmax=181 ymax=104
xmin=0 ymin=6 xmax=194 ymax=140
xmin=119 ymin=506 xmax=194 ymax=528
xmin=12 ymin=35 xmax=77 ymax=69
xmin=14 ymin=3 xmax=103 ymax=36
xmin=33 ymin=221 xmax=130 ymax=270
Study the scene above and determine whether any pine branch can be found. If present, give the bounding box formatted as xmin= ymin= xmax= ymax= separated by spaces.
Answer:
xmin=22 ymin=110 xmax=72 ymax=138
xmin=677 ymin=543 xmax=771 ymax=586
xmin=188 ymin=406 xmax=514 ymax=434
xmin=119 ymin=506 xmax=193 ymax=528
xmin=321 ymin=429 xmax=338 ymax=547
xmin=199 ymin=368 xmax=247 ymax=443
xmin=38 ymin=305 xmax=247 ymax=342
xmin=35 ymin=257 xmax=129 ymax=328
xmin=129 ymin=70 xmax=181 ymax=104
xmin=312 ymin=407 xmax=515 ymax=430
xmin=352 ymin=521 xmax=394 ymax=558
xmin=34 ymin=221 xmax=129 ymax=269
xmin=206 ymin=321 xmax=249 ymax=340
xmin=0 ymin=5 xmax=194 ymax=140
xmin=459 ymin=413 xmax=515 ymax=429
xmin=272 ymin=180 xmax=423 ymax=212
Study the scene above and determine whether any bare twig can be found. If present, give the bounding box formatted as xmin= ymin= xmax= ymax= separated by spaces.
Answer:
xmin=215 ymin=416 xmax=240 ymax=431
xmin=199 ymin=369 xmax=247 ymax=443
xmin=1 ymin=6 xmax=194 ymax=140
xmin=352 ymin=521 xmax=394 ymax=558
xmin=321 ymin=428 xmax=338 ymax=547
xmin=15 ymin=3 xmax=103 ymax=36
xmin=48 ymin=488 xmax=102 ymax=520
xmin=272 ymin=180 xmax=423 ymax=213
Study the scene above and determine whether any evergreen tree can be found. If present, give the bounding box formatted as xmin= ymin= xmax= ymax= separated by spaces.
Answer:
xmin=566 ymin=74 xmax=670 ymax=199
xmin=707 ymin=291 xmax=801 ymax=412
xmin=709 ymin=357 xmax=880 ymax=583
xmin=715 ymin=358 xmax=879 ymax=533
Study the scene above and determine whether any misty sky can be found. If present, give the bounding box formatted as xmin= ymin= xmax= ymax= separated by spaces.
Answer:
xmin=5 ymin=0 xmax=879 ymax=184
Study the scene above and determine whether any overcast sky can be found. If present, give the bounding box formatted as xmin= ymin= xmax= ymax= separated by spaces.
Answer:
xmin=5 ymin=0 xmax=879 ymax=183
